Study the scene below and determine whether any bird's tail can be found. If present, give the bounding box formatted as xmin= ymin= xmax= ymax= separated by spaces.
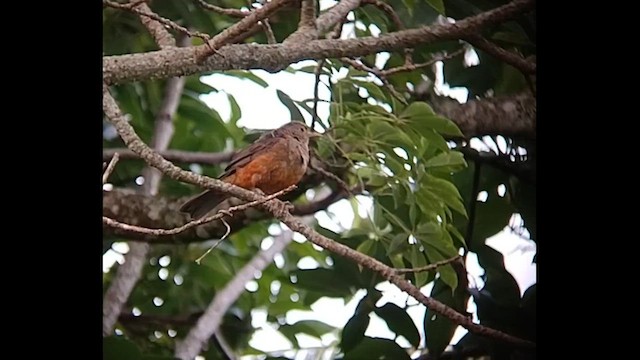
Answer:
xmin=179 ymin=189 xmax=229 ymax=220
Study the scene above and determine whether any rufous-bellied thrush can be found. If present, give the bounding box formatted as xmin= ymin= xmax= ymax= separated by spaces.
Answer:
xmin=180 ymin=122 xmax=320 ymax=219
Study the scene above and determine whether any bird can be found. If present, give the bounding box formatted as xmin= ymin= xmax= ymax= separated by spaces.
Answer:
xmin=179 ymin=122 xmax=320 ymax=219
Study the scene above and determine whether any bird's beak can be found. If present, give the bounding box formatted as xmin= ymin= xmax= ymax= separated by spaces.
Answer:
xmin=309 ymin=131 xmax=322 ymax=138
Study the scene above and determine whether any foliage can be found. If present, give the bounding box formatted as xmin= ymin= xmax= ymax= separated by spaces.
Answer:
xmin=103 ymin=0 xmax=536 ymax=359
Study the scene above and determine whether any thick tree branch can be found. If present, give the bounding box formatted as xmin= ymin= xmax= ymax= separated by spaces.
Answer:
xmin=104 ymin=185 xmax=297 ymax=236
xmin=465 ymin=34 xmax=536 ymax=74
xmin=102 ymin=184 xmax=352 ymax=243
xmin=103 ymin=82 xmax=535 ymax=349
xmin=103 ymin=148 xmax=234 ymax=165
xmin=133 ymin=1 xmax=176 ymax=48
xmin=430 ymin=91 xmax=536 ymax=140
xmin=175 ymin=225 xmax=298 ymax=359
xmin=103 ymin=0 xmax=535 ymax=85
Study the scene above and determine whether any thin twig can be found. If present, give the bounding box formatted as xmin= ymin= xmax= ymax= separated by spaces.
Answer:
xmin=131 ymin=0 xmax=176 ymax=48
xmin=381 ymin=47 xmax=466 ymax=76
xmin=103 ymin=0 xmax=211 ymax=43
xmin=246 ymin=0 xmax=278 ymax=44
xmin=309 ymin=162 xmax=352 ymax=198
xmin=341 ymin=57 xmax=406 ymax=103
xmin=103 ymin=185 xmax=297 ymax=236
xmin=465 ymin=34 xmax=536 ymax=74
xmin=195 ymin=0 xmax=248 ymax=18
xmin=103 ymin=153 xmax=120 ymax=184
xmin=196 ymin=0 xmax=294 ymax=62
xmin=260 ymin=19 xmax=277 ymax=44
xmin=395 ymin=255 xmax=461 ymax=274
xmin=195 ymin=218 xmax=231 ymax=264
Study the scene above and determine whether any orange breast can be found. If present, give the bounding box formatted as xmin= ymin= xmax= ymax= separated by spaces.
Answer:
xmin=229 ymin=147 xmax=306 ymax=194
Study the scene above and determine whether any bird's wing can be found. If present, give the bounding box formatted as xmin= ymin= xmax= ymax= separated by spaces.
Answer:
xmin=219 ymin=133 xmax=283 ymax=179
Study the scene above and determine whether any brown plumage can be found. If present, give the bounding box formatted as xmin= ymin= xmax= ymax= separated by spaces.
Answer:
xmin=179 ymin=122 xmax=319 ymax=219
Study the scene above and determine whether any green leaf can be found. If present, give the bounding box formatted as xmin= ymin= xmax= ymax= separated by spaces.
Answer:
xmin=387 ymin=233 xmax=409 ymax=255
xmin=356 ymin=239 xmax=377 ymax=256
xmin=425 ymin=151 xmax=467 ymax=169
xmin=401 ymin=102 xmax=463 ymax=137
xmin=276 ymin=90 xmax=306 ymax=121
xmin=224 ymin=70 xmax=268 ymax=88
xmin=409 ymin=245 xmax=429 ymax=287
xmin=402 ymin=0 xmax=415 ymax=17
xmin=227 ymin=93 xmax=241 ymax=125
xmin=447 ymin=224 xmax=467 ymax=249
xmin=425 ymin=174 xmax=468 ymax=218
xmin=279 ymin=320 xmax=336 ymax=345
xmin=400 ymin=102 xmax=436 ymax=118
xmin=374 ymin=303 xmax=421 ymax=347
xmin=185 ymin=76 xmax=217 ymax=94
xmin=416 ymin=222 xmax=459 ymax=258
xmin=425 ymin=0 xmax=445 ymax=15
xmin=416 ymin=127 xmax=450 ymax=152
xmin=103 ymin=336 xmax=141 ymax=360
xmin=351 ymin=79 xmax=389 ymax=102
xmin=294 ymin=268 xmax=354 ymax=297
xmin=424 ymin=247 xmax=458 ymax=290
xmin=344 ymin=337 xmax=411 ymax=360
xmin=341 ymin=312 xmax=370 ymax=352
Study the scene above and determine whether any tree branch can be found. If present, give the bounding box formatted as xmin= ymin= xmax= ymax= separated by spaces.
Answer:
xmin=103 ymin=148 xmax=234 ymax=165
xmin=465 ymin=34 xmax=536 ymax=74
xmin=103 ymin=0 xmax=536 ymax=85
xmin=175 ymin=228 xmax=297 ymax=359
xmin=195 ymin=0 xmax=248 ymax=18
xmin=315 ymin=0 xmax=361 ymax=34
xmin=103 ymin=185 xmax=297 ymax=236
xmin=103 ymin=153 xmax=120 ymax=184
xmin=275 ymin=211 xmax=535 ymax=348
xmin=284 ymin=0 xmax=318 ymax=43
xmin=430 ymin=91 xmax=536 ymax=140
xmin=102 ymin=81 xmax=535 ymax=349
xmin=132 ymin=1 xmax=176 ymax=48
xmin=395 ymin=255 xmax=461 ymax=274
xmin=382 ymin=47 xmax=465 ymax=76
xmin=102 ymin=184 xmax=353 ymax=243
